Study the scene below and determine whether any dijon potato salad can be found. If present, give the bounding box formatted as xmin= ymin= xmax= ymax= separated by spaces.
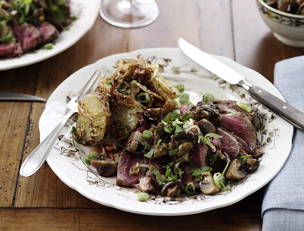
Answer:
xmin=73 ymin=59 xmax=263 ymax=201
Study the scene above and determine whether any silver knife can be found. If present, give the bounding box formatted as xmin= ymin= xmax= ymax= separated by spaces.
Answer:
xmin=178 ymin=38 xmax=304 ymax=130
xmin=0 ymin=92 xmax=46 ymax=102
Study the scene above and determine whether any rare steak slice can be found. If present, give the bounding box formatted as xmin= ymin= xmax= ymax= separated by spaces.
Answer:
xmin=13 ymin=23 xmax=41 ymax=51
xmin=38 ymin=22 xmax=59 ymax=44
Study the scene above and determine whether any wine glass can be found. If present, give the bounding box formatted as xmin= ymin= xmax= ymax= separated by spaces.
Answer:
xmin=99 ymin=0 xmax=159 ymax=28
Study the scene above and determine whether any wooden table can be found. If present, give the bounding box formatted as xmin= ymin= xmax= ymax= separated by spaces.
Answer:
xmin=1 ymin=0 xmax=303 ymax=230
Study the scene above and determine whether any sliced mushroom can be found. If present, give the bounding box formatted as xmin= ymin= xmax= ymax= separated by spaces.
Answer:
xmin=137 ymin=176 xmax=155 ymax=193
xmin=199 ymin=172 xmax=220 ymax=195
xmin=126 ymin=131 xmax=147 ymax=154
xmin=153 ymin=143 xmax=168 ymax=158
xmin=172 ymin=132 xmax=196 ymax=142
xmin=198 ymin=119 xmax=216 ymax=134
xmin=178 ymin=142 xmax=194 ymax=156
xmin=161 ymin=181 xmax=181 ymax=197
xmin=225 ymin=159 xmax=247 ymax=180
xmin=91 ymin=159 xmax=117 ymax=177
xmin=243 ymin=158 xmax=260 ymax=173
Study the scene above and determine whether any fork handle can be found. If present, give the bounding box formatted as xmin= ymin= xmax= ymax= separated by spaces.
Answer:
xmin=20 ymin=110 xmax=75 ymax=177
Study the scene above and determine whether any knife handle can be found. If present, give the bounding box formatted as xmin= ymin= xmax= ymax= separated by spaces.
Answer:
xmin=248 ymin=85 xmax=304 ymax=130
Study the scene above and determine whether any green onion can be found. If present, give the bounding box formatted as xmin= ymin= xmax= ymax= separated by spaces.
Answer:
xmin=169 ymin=149 xmax=179 ymax=156
xmin=144 ymin=139 xmax=162 ymax=159
xmin=43 ymin=43 xmax=54 ymax=50
xmin=201 ymin=166 xmax=213 ymax=172
xmin=136 ymin=192 xmax=150 ymax=202
xmin=213 ymin=173 xmax=225 ymax=190
xmin=202 ymin=93 xmax=215 ymax=103
xmin=85 ymin=151 xmax=98 ymax=165
xmin=236 ymin=101 xmax=252 ymax=112
xmin=164 ymin=124 xmax=174 ymax=134
xmin=179 ymin=93 xmax=190 ymax=104
xmin=190 ymin=166 xmax=212 ymax=179
xmin=142 ymin=130 xmax=153 ymax=141
xmin=164 ymin=112 xmax=179 ymax=122
xmin=176 ymin=84 xmax=184 ymax=93
xmin=136 ymin=92 xmax=151 ymax=104
xmin=117 ymin=82 xmax=130 ymax=94
xmin=239 ymin=154 xmax=252 ymax=161
xmin=185 ymin=182 xmax=196 ymax=195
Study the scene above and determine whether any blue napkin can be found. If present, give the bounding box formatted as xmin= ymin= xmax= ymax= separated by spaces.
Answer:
xmin=262 ymin=56 xmax=304 ymax=230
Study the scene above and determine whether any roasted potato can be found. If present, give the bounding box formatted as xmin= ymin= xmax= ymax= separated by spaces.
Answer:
xmin=75 ymin=93 xmax=110 ymax=145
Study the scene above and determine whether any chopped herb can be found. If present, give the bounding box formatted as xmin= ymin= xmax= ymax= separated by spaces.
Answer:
xmin=164 ymin=123 xmax=174 ymax=134
xmin=136 ymin=192 xmax=150 ymax=202
xmin=202 ymin=93 xmax=215 ymax=103
xmin=176 ymin=84 xmax=184 ymax=93
xmin=169 ymin=149 xmax=179 ymax=156
xmin=190 ymin=166 xmax=212 ymax=180
xmin=164 ymin=111 xmax=179 ymax=122
xmin=43 ymin=43 xmax=53 ymax=50
xmin=144 ymin=139 xmax=162 ymax=159
xmin=142 ymin=130 xmax=153 ymax=141
xmin=179 ymin=93 xmax=190 ymax=104
xmin=85 ymin=151 xmax=98 ymax=165
xmin=236 ymin=101 xmax=252 ymax=112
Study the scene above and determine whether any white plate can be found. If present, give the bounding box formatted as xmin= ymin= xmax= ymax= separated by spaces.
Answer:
xmin=0 ymin=0 xmax=100 ymax=71
xmin=39 ymin=48 xmax=293 ymax=216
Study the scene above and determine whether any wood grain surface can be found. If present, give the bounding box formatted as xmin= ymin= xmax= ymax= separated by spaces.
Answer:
xmin=0 ymin=0 xmax=303 ymax=230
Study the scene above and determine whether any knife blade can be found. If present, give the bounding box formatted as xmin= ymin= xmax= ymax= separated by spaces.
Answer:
xmin=0 ymin=92 xmax=46 ymax=102
xmin=178 ymin=38 xmax=304 ymax=130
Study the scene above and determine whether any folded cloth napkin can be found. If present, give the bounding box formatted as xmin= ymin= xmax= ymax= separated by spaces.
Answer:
xmin=262 ymin=56 xmax=304 ymax=230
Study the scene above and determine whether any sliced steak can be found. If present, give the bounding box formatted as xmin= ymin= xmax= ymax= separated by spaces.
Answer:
xmin=116 ymin=151 xmax=144 ymax=187
xmin=218 ymin=111 xmax=257 ymax=151
xmin=217 ymin=128 xmax=240 ymax=158
xmin=38 ymin=22 xmax=59 ymax=44
xmin=191 ymin=143 xmax=208 ymax=168
xmin=13 ymin=23 xmax=41 ymax=51
xmin=0 ymin=42 xmax=23 ymax=57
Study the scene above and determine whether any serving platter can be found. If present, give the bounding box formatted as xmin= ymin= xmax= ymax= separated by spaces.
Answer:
xmin=0 ymin=0 xmax=100 ymax=71
xmin=39 ymin=48 xmax=293 ymax=216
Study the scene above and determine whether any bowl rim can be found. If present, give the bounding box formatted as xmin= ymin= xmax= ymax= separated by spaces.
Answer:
xmin=257 ymin=0 xmax=304 ymax=19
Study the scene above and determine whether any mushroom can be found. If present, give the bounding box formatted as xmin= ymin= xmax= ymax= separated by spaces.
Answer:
xmin=243 ymin=158 xmax=260 ymax=173
xmin=172 ymin=132 xmax=196 ymax=142
xmin=126 ymin=131 xmax=147 ymax=154
xmin=178 ymin=142 xmax=194 ymax=156
xmin=225 ymin=159 xmax=247 ymax=180
xmin=137 ymin=176 xmax=155 ymax=193
xmin=198 ymin=119 xmax=216 ymax=134
xmin=199 ymin=172 xmax=220 ymax=195
xmin=153 ymin=143 xmax=168 ymax=158
xmin=161 ymin=181 xmax=181 ymax=197
xmin=91 ymin=159 xmax=117 ymax=177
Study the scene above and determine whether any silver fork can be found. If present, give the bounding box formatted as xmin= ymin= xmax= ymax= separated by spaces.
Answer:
xmin=20 ymin=70 xmax=100 ymax=177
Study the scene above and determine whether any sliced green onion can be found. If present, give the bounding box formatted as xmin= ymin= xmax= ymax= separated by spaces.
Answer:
xmin=205 ymin=133 xmax=221 ymax=139
xmin=213 ymin=173 xmax=225 ymax=190
xmin=202 ymin=93 xmax=215 ymax=103
xmin=169 ymin=149 xmax=179 ymax=156
xmin=236 ymin=101 xmax=252 ymax=112
xmin=176 ymin=84 xmax=184 ymax=93
xmin=136 ymin=92 xmax=151 ymax=103
xmin=164 ymin=124 xmax=174 ymax=134
xmin=117 ymin=82 xmax=130 ymax=94
xmin=43 ymin=43 xmax=54 ymax=50
xmin=185 ymin=182 xmax=196 ymax=195
xmin=142 ymin=130 xmax=153 ymax=141
xmin=136 ymin=192 xmax=150 ymax=202
xmin=144 ymin=139 xmax=162 ymax=159
xmin=179 ymin=93 xmax=190 ymax=104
